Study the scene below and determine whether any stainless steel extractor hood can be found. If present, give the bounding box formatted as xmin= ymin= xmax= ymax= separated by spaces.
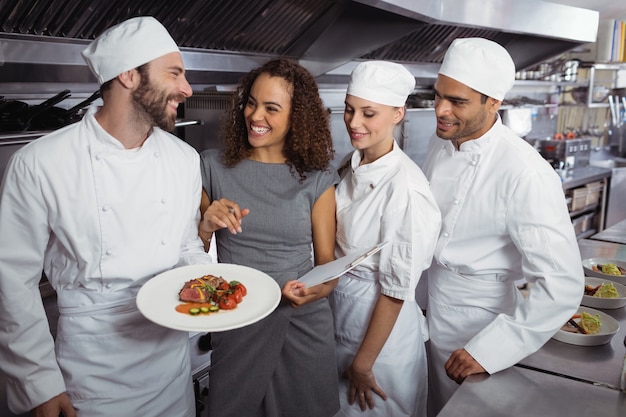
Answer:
xmin=0 ymin=0 xmax=599 ymax=92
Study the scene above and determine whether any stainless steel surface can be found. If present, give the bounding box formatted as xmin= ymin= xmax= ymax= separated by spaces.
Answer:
xmin=0 ymin=0 xmax=599 ymax=91
xmin=592 ymin=219 xmax=626 ymax=245
xmin=606 ymin=167 xmax=626 ymax=228
xmin=561 ymin=165 xmax=612 ymax=190
xmin=438 ymin=366 xmax=626 ymax=417
xmin=517 ymin=239 xmax=626 ymax=389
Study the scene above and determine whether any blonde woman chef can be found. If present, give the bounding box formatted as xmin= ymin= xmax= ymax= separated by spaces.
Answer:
xmin=330 ymin=61 xmax=441 ymax=417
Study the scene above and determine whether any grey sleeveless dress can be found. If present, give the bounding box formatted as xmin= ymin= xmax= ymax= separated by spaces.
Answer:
xmin=200 ymin=149 xmax=340 ymax=417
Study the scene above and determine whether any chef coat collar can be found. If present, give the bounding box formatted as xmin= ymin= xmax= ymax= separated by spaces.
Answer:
xmin=84 ymin=105 xmax=156 ymax=152
xmin=350 ymin=140 xmax=402 ymax=181
xmin=457 ymin=113 xmax=502 ymax=153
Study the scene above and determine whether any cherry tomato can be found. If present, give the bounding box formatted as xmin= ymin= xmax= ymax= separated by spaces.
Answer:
xmin=231 ymin=291 xmax=243 ymax=304
xmin=232 ymin=282 xmax=247 ymax=297
xmin=218 ymin=282 xmax=230 ymax=291
xmin=219 ymin=296 xmax=237 ymax=310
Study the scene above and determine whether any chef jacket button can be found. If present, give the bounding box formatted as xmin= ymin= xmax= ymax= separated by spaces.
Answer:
xmin=471 ymin=160 xmax=477 ymax=166
xmin=161 ymin=198 xmax=166 ymax=204
xmin=161 ymin=240 xmax=166 ymax=245
xmin=105 ymin=249 xmax=112 ymax=255
xmin=153 ymin=152 xmax=160 ymax=158
xmin=454 ymin=200 xmax=459 ymax=205
xmin=443 ymin=232 xmax=449 ymax=237
xmin=105 ymin=283 xmax=112 ymax=289
xmin=95 ymin=154 xmax=103 ymax=161
xmin=102 ymin=205 xmax=110 ymax=212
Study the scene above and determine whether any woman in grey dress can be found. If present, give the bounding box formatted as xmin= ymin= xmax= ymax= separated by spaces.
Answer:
xmin=198 ymin=58 xmax=340 ymax=417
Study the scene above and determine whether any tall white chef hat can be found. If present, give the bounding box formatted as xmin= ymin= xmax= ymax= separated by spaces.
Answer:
xmin=347 ymin=61 xmax=415 ymax=107
xmin=82 ymin=16 xmax=180 ymax=85
xmin=438 ymin=38 xmax=515 ymax=101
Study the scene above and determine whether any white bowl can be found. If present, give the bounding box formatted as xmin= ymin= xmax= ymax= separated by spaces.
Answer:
xmin=581 ymin=277 xmax=626 ymax=309
xmin=552 ymin=306 xmax=619 ymax=346
xmin=582 ymin=258 xmax=626 ymax=285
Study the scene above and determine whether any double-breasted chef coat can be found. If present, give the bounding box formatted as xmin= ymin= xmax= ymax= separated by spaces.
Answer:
xmin=0 ymin=106 xmax=211 ymax=416
xmin=330 ymin=142 xmax=441 ymax=417
xmin=422 ymin=116 xmax=584 ymax=415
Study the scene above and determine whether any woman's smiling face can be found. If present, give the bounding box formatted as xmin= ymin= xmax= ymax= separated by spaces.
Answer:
xmin=244 ymin=72 xmax=292 ymax=154
xmin=343 ymin=94 xmax=403 ymax=162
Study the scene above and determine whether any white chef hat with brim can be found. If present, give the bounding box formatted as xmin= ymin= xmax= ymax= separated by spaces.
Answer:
xmin=346 ymin=61 xmax=415 ymax=107
xmin=82 ymin=16 xmax=180 ymax=85
xmin=438 ymin=38 xmax=515 ymax=101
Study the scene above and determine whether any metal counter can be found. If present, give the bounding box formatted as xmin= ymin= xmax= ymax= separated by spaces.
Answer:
xmin=516 ymin=239 xmax=626 ymax=389
xmin=561 ymin=165 xmax=612 ymax=190
xmin=438 ymin=367 xmax=626 ymax=417
xmin=591 ymin=219 xmax=626 ymax=245
xmin=439 ymin=239 xmax=626 ymax=416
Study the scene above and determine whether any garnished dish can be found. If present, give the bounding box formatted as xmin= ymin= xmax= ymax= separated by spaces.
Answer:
xmin=583 ymin=258 xmax=626 ymax=285
xmin=591 ymin=263 xmax=626 ymax=276
xmin=561 ymin=312 xmax=601 ymax=335
xmin=136 ymin=264 xmax=281 ymax=332
xmin=177 ymin=274 xmax=247 ymax=315
xmin=552 ymin=306 xmax=620 ymax=346
xmin=581 ymin=277 xmax=626 ymax=309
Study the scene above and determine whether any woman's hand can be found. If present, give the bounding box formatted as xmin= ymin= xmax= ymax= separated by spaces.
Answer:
xmin=200 ymin=197 xmax=249 ymax=236
xmin=281 ymin=278 xmax=338 ymax=307
xmin=344 ymin=360 xmax=387 ymax=411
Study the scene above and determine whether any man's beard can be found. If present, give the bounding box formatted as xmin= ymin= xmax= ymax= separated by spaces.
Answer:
xmin=131 ymin=75 xmax=184 ymax=132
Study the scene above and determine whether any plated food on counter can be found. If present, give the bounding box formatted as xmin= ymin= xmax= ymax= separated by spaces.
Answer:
xmin=582 ymin=258 xmax=626 ymax=285
xmin=137 ymin=263 xmax=281 ymax=332
xmin=582 ymin=277 xmax=626 ymax=309
xmin=552 ymin=306 xmax=619 ymax=346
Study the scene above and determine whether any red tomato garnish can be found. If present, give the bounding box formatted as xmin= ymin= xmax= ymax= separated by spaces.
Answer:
xmin=233 ymin=283 xmax=247 ymax=297
xmin=219 ymin=296 xmax=237 ymax=310
xmin=231 ymin=291 xmax=243 ymax=304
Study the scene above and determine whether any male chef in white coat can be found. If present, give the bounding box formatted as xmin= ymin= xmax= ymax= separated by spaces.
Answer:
xmin=0 ymin=16 xmax=211 ymax=417
xmin=422 ymin=37 xmax=584 ymax=415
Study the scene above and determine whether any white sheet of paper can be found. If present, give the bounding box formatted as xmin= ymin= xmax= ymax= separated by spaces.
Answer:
xmin=298 ymin=242 xmax=389 ymax=287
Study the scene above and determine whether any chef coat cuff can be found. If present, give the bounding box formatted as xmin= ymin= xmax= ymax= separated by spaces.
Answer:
xmin=6 ymin=371 xmax=66 ymax=414
xmin=380 ymin=286 xmax=414 ymax=301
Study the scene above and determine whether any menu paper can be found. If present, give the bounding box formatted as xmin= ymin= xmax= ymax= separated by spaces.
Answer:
xmin=298 ymin=242 xmax=389 ymax=287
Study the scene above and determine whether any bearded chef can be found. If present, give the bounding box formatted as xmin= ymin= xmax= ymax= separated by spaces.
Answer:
xmin=422 ymin=37 xmax=584 ymax=416
xmin=0 ymin=16 xmax=210 ymax=417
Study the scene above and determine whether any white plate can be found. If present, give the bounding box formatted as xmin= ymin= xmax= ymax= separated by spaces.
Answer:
xmin=582 ymin=258 xmax=626 ymax=285
xmin=137 ymin=263 xmax=281 ymax=332
xmin=552 ymin=306 xmax=620 ymax=346
xmin=582 ymin=277 xmax=626 ymax=309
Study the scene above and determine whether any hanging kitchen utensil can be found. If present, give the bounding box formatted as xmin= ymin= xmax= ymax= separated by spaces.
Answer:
xmin=29 ymin=90 xmax=101 ymax=130
xmin=608 ymin=95 xmax=618 ymax=127
xmin=0 ymin=89 xmax=71 ymax=132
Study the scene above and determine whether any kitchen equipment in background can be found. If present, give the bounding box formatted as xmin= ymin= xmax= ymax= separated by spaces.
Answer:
xmin=503 ymin=108 xmax=533 ymax=137
xmin=0 ymin=90 xmax=71 ymax=132
xmin=29 ymin=91 xmax=101 ymax=130
xmin=537 ymin=137 xmax=591 ymax=170
xmin=607 ymin=95 xmax=626 ymax=156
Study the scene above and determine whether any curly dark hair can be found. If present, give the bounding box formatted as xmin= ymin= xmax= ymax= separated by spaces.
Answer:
xmin=220 ymin=58 xmax=335 ymax=180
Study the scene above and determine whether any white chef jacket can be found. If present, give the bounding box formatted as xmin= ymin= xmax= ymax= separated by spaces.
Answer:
xmin=422 ymin=116 xmax=584 ymax=413
xmin=0 ymin=106 xmax=211 ymax=415
xmin=330 ymin=142 xmax=441 ymax=417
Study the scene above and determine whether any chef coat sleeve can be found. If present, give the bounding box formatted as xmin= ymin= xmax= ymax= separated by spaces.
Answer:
xmin=464 ymin=165 xmax=584 ymax=374
xmin=176 ymin=150 xmax=214 ymax=266
xmin=0 ymin=154 xmax=67 ymax=413
xmin=379 ymin=189 xmax=441 ymax=301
